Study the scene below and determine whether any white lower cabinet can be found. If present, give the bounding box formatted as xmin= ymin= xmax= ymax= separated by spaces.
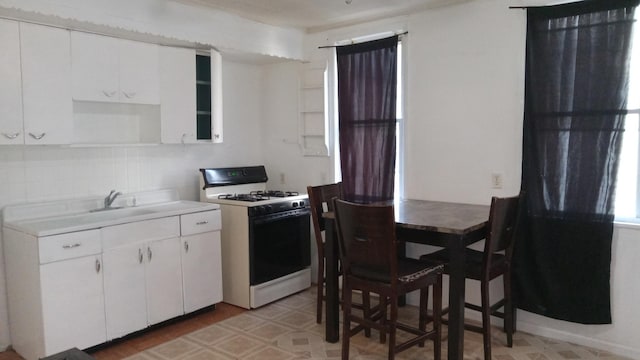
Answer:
xmin=4 ymin=209 xmax=222 ymax=360
xmin=40 ymin=255 xmax=106 ymax=354
xmin=102 ymin=217 xmax=183 ymax=340
xmin=181 ymin=232 xmax=223 ymax=312
xmin=180 ymin=211 xmax=223 ymax=312
xmin=3 ymin=228 xmax=105 ymax=360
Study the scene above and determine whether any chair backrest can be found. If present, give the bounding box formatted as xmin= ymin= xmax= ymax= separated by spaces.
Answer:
xmin=484 ymin=194 xmax=521 ymax=267
xmin=307 ymin=183 xmax=343 ymax=250
xmin=333 ymin=199 xmax=398 ymax=284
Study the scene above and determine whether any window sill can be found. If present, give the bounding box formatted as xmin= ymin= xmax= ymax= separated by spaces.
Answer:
xmin=614 ymin=219 xmax=640 ymax=230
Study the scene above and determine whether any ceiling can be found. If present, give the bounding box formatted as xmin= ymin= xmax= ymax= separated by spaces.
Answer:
xmin=179 ymin=0 xmax=469 ymax=32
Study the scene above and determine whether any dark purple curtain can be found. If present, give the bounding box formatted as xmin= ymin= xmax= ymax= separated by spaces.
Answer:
xmin=514 ymin=0 xmax=637 ymax=324
xmin=337 ymin=36 xmax=398 ymax=203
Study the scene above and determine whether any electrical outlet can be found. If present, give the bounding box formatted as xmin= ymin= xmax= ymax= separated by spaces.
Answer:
xmin=280 ymin=173 xmax=286 ymax=184
xmin=491 ymin=172 xmax=503 ymax=189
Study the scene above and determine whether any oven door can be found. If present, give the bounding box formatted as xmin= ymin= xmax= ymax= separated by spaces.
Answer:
xmin=249 ymin=208 xmax=311 ymax=285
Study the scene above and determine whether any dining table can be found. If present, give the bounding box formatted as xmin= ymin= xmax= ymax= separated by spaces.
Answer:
xmin=323 ymin=198 xmax=490 ymax=360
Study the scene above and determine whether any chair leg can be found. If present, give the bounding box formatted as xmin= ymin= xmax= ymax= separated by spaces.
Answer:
xmin=316 ymin=255 xmax=325 ymax=324
xmin=433 ymin=275 xmax=442 ymax=360
xmin=388 ymin=295 xmax=398 ymax=360
xmin=419 ymin=287 xmax=428 ymax=347
xmin=481 ymin=280 xmax=492 ymax=360
xmin=504 ymin=270 xmax=514 ymax=347
xmin=363 ymin=291 xmax=372 ymax=337
xmin=342 ymin=281 xmax=352 ymax=360
xmin=379 ymin=295 xmax=388 ymax=344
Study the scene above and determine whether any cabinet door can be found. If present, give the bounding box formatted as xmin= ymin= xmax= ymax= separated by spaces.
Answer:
xmin=181 ymin=231 xmax=223 ymax=312
xmin=20 ymin=23 xmax=73 ymax=144
xmin=40 ymin=255 xmax=106 ymax=355
xmin=145 ymin=237 xmax=184 ymax=325
xmin=119 ymin=39 xmax=160 ymax=104
xmin=103 ymin=243 xmax=147 ymax=340
xmin=160 ymin=46 xmax=197 ymax=144
xmin=70 ymin=32 xmax=120 ymax=102
xmin=0 ymin=19 xmax=24 ymax=145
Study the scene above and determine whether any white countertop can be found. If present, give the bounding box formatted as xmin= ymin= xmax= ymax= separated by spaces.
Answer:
xmin=3 ymin=191 xmax=220 ymax=237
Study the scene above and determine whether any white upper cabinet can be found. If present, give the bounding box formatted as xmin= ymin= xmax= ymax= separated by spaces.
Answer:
xmin=160 ymin=46 xmax=197 ymax=144
xmin=20 ymin=23 xmax=73 ymax=145
xmin=0 ymin=19 xmax=23 ymax=145
xmin=119 ymin=39 xmax=160 ymax=104
xmin=71 ymin=32 xmax=160 ymax=105
xmin=70 ymin=32 xmax=119 ymax=103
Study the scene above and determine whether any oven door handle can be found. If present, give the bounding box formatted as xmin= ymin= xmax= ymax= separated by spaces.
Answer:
xmin=251 ymin=209 xmax=310 ymax=225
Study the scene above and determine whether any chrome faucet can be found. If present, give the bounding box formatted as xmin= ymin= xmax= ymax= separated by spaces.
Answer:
xmin=104 ymin=190 xmax=122 ymax=209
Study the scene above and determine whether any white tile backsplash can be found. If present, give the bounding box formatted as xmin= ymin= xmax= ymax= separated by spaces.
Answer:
xmin=0 ymin=144 xmax=247 ymax=211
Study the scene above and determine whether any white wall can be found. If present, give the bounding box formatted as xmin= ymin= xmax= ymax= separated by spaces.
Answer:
xmin=0 ymin=59 xmax=265 ymax=348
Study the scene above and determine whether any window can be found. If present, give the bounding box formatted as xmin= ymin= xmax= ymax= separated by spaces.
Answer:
xmin=332 ymin=38 xmax=405 ymax=199
xmin=615 ymin=12 xmax=640 ymax=222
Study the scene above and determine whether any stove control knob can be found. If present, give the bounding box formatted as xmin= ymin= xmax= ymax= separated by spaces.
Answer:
xmin=292 ymin=202 xmax=298 ymax=208
xmin=265 ymin=205 xmax=273 ymax=213
xmin=298 ymin=200 xmax=305 ymax=207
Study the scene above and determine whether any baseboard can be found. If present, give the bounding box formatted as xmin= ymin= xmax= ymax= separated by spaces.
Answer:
xmin=516 ymin=320 xmax=640 ymax=359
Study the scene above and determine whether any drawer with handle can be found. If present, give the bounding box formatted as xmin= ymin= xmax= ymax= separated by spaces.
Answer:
xmin=39 ymin=229 xmax=101 ymax=264
xmin=181 ymin=210 xmax=221 ymax=236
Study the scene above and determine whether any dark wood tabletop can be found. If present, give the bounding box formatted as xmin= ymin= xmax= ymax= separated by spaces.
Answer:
xmin=323 ymin=199 xmax=490 ymax=360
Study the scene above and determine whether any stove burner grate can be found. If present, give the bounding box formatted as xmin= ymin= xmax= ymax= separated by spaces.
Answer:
xmin=218 ymin=193 xmax=269 ymax=202
xmin=251 ymin=190 xmax=300 ymax=198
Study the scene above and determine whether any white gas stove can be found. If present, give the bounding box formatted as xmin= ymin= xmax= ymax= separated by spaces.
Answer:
xmin=199 ymin=166 xmax=311 ymax=309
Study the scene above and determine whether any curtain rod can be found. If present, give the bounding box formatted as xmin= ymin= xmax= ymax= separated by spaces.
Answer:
xmin=318 ymin=31 xmax=408 ymax=49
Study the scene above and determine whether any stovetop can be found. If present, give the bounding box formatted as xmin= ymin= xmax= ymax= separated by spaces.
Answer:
xmin=217 ymin=190 xmax=300 ymax=202
xmin=199 ymin=166 xmax=308 ymax=208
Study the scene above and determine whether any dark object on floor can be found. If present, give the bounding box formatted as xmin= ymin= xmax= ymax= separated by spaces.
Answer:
xmin=39 ymin=348 xmax=94 ymax=360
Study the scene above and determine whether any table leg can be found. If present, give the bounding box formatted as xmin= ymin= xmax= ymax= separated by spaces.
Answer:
xmin=447 ymin=235 xmax=466 ymax=360
xmin=324 ymin=219 xmax=340 ymax=343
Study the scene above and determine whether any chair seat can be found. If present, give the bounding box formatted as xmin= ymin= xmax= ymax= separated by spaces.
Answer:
xmin=352 ymin=258 xmax=444 ymax=284
xmin=420 ymin=248 xmax=506 ymax=281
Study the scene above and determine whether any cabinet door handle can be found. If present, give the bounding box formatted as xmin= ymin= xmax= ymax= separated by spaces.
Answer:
xmin=123 ymin=91 xmax=136 ymax=99
xmin=62 ymin=243 xmax=81 ymax=249
xmin=147 ymin=246 xmax=152 ymax=262
xmin=102 ymin=90 xmax=117 ymax=97
xmin=196 ymin=221 xmax=208 ymax=225
xmin=138 ymin=248 xmax=144 ymax=264
xmin=2 ymin=132 xmax=20 ymax=139
xmin=95 ymin=258 xmax=101 ymax=273
xmin=28 ymin=132 xmax=46 ymax=140
xmin=184 ymin=241 xmax=189 ymax=253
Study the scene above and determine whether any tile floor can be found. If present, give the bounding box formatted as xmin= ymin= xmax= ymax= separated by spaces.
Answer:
xmin=0 ymin=286 xmax=632 ymax=360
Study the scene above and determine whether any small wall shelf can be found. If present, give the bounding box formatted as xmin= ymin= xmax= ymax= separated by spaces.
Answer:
xmin=298 ymin=61 xmax=328 ymax=157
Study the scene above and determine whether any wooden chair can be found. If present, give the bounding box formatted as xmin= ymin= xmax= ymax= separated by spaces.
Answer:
xmin=420 ymin=194 xmax=521 ymax=360
xmin=334 ymin=199 xmax=444 ymax=360
xmin=307 ymin=183 xmax=371 ymax=328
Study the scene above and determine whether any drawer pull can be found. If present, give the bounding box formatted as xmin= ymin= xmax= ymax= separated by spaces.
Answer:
xmin=29 ymin=132 xmax=46 ymax=140
xmin=147 ymin=247 xmax=153 ymax=262
xmin=184 ymin=241 xmax=189 ymax=253
xmin=62 ymin=243 xmax=81 ymax=249
xmin=2 ymin=132 xmax=20 ymax=139
xmin=196 ymin=221 xmax=209 ymax=225
xmin=138 ymin=248 xmax=143 ymax=264
xmin=95 ymin=259 xmax=101 ymax=273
